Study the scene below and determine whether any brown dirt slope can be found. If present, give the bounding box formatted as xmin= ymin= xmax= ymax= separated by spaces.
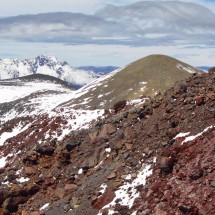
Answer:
xmin=60 ymin=54 xmax=199 ymax=109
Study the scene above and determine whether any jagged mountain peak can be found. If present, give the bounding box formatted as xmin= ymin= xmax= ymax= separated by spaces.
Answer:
xmin=0 ymin=55 xmax=100 ymax=87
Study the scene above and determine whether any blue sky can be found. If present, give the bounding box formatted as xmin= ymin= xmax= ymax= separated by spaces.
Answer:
xmin=0 ymin=0 xmax=214 ymax=67
xmin=0 ymin=0 xmax=214 ymax=16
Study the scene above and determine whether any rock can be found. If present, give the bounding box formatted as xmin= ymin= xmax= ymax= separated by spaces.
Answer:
xmin=195 ymin=96 xmax=204 ymax=105
xmin=3 ymin=196 xmax=28 ymax=213
xmin=23 ymin=151 xmax=38 ymax=165
xmin=24 ymin=166 xmax=37 ymax=176
xmin=115 ymin=141 xmax=123 ymax=149
xmin=174 ymin=81 xmax=187 ymax=94
xmin=161 ymin=141 xmax=168 ymax=147
xmin=113 ymin=100 xmax=127 ymax=113
xmin=189 ymin=168 xmax=203 ymax=180
xmin=210 ymin=181 xmax=215 ymax=187
xmin=143 ymin=147 xmax=150 ymax=155
xmin=107 ymin=172 xmax=116 ymax=180
xmin=114 ymin=130 xmax=125 ymax=142
xmin=123 ymin=152 xmax=129 ymax=159
xmin=26 ymin=183 xmax=40 ymax=195
xmin=98 ymin=123 xmax=116 ymax=139
xmin=36 ymin=144 xmax=55 ymax=156
xmin=125 ymin=143 xmax=133 ymax=150
xmin=54 ymin=188 xmax=65 ymax=199
xmin=93 ymin=189 xmax=116 ymax=210
xmin=91 ymin=195 xmax=97 ymax=202
xmin=64 ymin=184 xmax=78 ymax=192
xmin=63 ymin=204 xmax=71 ymax=212
xmin=7 ymin=171 xmax=16 ymax=181
xmin=159 ymin=157 xmax=174 ymax=174
xmin=83 ymin=155 xmax=99 ymax=168
xmin=65 ymin=142 xmax=80 ymax=152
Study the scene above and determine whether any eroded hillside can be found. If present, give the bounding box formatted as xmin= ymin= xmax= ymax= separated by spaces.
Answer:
xmin=0 ymin=69 xmax=214 ymax=215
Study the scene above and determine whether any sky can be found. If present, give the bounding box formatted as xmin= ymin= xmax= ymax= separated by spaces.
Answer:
xmin=0 ymin=0 xmax=215 ymax=67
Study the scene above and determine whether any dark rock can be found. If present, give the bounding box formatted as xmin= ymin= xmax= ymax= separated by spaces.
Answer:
xmin=189 ymin=168 xmax=203 ymax=180
xmin=36 ymin=144 xmax=55 ymax=156
xmin=65 ymin=142 xmax=80 ymax=152
xmin=23 ymin=151 xmax=38 ymax=165
xmin=113 ymin=100 xmax=127 ymax=113
xmin=159 ymin=157 xmax=174 ymax=174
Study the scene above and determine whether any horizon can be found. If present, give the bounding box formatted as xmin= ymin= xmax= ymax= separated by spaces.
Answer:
xmin=0 ymin=0 xmax=214 ymax=67
xmin=0 ymin=54 xmax=212 ymax=69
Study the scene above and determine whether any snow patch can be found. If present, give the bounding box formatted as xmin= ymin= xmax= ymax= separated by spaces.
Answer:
xmin=174 ymin=132 xmax=190 ymax=139
xmin=98 ymin=163 xmax=154 ymax=214
xmin=0 ymin=123 xmax=29 ymax=146
xmin=40 ymin=203 xmax=50 ymax=211
xmin=78 ymin=168 xmax=83 ymax=175
xmin=0 ymin=156 xmax=7 ymax=168
xmin=16 ymin=177 xmax=30 ymax=183
xmin=176 ymin=64 xmax=196 ymax=74
xmin=181 ymin=126 xmax=214 ymax=145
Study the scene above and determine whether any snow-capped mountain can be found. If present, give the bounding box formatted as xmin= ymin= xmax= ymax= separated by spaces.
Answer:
xmin=0 ymin=55 xmax=100 ymax=88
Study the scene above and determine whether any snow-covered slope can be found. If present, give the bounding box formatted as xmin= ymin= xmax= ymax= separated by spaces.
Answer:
xmin=0 ymin=55 xmax=100 ymax=87
xmin=0 ymin=75 xmax=104 ymax=150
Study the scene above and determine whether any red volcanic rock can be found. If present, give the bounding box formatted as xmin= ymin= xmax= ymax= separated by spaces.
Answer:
xmin=93 ymin=189 xmax=116 ymax=210
xmin=195 ymin=96 xmax=204 ymax=106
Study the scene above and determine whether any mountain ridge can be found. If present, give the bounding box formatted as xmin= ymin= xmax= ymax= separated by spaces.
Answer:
xmin=0 ymin=55 xmax=100 ymax=88
xmin=60 ymin=54 xmax=199 ymax=110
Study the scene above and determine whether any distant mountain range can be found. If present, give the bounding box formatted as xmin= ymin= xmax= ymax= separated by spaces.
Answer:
xmin=1 ymin=55 xmax=211 ymax=91
xmin=197 ymin=66 xmax=211 ymax=72
xmin=0 ymin=55 xmax=102 ymax=88
xmin=77 ymin=66 xmax=119 ymax=75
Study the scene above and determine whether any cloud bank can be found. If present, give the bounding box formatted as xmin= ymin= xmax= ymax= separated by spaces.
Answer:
xmin=0 ymin=1 xmax=214 ymax=67
xmin=0 ymin=1 xmax=214 ymax=48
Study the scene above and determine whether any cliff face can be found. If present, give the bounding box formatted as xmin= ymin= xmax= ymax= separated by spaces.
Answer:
xmin=0 ymin=68 xmax=214 ymax=215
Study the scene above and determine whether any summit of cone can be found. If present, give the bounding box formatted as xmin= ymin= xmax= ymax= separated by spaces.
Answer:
xmin=60 ymin=54 xmax=199 ymax=109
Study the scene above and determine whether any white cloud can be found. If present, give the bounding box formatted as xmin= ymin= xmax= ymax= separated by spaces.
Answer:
xmin=0 ymin=0 xmax=214 ymax=17
xmin=0 ymin=1 xmax=214 ymax=47
xmin=0 ymin=41 xmax=214 ymax=67
xmin=0 ymin=0 xmax=214 ymax=67
xmin=0 ymin=0 xmax=101 ymax=16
